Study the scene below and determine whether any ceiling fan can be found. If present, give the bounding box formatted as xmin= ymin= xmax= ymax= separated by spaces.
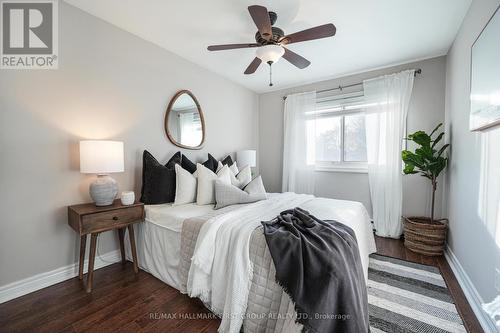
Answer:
xmin=207 ymin=5 xmax=336 ymax=86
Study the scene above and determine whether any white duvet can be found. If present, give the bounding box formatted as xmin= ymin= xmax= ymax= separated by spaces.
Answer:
xmin=187 ymin=192 xmax=377 ymax=333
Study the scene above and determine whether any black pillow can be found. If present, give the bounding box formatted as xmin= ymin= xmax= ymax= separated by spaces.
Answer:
xmin=221 ymin=155 xmax=233 ymax=166
xmin=181 ymin=153 xmax=219 ymax=173
xmin=180 ymin=154 xmax=197 ymax=174
xmin=140 ymin=151 xmax=181 ymax=204
xmin=203 ymin=153 xmax=219 ymax=173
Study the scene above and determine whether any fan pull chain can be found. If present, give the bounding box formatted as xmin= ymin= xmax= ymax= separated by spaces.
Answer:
xmin=268 ymin=62 xmax=273 ymax=86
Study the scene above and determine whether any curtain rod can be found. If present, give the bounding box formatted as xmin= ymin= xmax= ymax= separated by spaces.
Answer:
xmin=282 ymin=68 xmax=422 ymax=100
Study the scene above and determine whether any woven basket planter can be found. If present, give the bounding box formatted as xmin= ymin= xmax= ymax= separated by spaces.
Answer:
xmin=403 ymin=217 xmax=448 ymax=256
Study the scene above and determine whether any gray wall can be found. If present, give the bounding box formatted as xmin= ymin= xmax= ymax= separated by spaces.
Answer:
xmin=259 ymin=56 xmax=447 ymax=217
xmin=444 ymin=0 xmax=500 ymax=303
xmin=0 ymin=3 xmax=258 ymax=286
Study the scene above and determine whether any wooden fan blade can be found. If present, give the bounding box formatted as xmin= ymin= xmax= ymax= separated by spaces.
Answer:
xmin=207 ymin=43 xmax=260 ymax=51
xmin=282 ymin=48 xmax=310 ymax=69
xmin=281 ymin=23 xmax=336 ymax=45
xmin=244 ymin=57 xmax=262 ymax=74
xmin=248 ymin=5 xmax=272 ymax=41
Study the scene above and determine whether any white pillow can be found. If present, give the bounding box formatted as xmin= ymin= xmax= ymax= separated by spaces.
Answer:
xmin=216 ymin=161 xmax=224 ymax=172
xmin=232 ymin=165 xmax=252 ymax=188
xmin=229 ymin=161 xmax=239 ymax=175
xmin=243 ymin=175 xmax=267 ymax=196
xmin=174 ymin=164 xmax=197 ymax=205
xmin=217 ymin=160 xmax=239 ymax=175
xmin=197 ymin=163 xmax=231 ymax=205
xmin=215 ymin=175 xmax=267 ymax=209
xmin=217 ymin=161 xmax=250 ymax=188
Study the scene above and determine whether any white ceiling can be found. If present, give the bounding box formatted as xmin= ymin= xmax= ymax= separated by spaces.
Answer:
xmin=64 ymin=0 xmax=471 ymax=93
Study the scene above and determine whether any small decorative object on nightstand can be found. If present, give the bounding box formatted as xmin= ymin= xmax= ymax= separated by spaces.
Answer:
xmin=68 ymin=200 xmax=144 ymax=292
xmin=80 ymin=140 xmax=124 ymax=206
xmin=120 ymin=191 xmax=135 ymax=205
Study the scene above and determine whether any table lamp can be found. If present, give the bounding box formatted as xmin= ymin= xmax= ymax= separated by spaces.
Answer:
xmin=237 ymin=150 xmax=256 ymax=171
xmin=80 ymin=140 xmax=124 ymax=206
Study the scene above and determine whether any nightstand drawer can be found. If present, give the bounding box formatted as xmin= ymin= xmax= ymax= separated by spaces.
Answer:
xmin=81 ymin=206 xmax=143 ymax=234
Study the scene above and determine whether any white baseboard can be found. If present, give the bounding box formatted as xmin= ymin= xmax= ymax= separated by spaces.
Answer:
xmin=0 ymin=250 xmax=121 ymax=304
xmin=445 ymin=246 xmax=498 ymax=333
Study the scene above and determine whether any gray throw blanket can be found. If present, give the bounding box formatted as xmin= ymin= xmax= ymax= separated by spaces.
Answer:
xmin=262 ymin=208 xmax=369 ymax=333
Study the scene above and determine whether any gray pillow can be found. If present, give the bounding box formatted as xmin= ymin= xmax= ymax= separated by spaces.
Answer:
xmin=214 ymin=175 xmax=267 ymax=209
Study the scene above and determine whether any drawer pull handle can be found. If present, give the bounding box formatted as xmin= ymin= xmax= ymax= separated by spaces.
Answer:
xmin=113 ymin=216 xmax=119 ymax=221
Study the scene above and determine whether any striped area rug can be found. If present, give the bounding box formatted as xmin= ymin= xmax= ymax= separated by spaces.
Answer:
xmin=368 ymin=254 xmax=466 ymax=333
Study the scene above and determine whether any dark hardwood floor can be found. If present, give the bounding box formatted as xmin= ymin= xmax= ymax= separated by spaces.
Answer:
xmin=0 ymin=236 xmax=483 ymax=333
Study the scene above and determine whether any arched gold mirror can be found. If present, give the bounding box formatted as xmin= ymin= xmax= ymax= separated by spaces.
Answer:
xmin=165 ymin=90 xmax=205 ymax=149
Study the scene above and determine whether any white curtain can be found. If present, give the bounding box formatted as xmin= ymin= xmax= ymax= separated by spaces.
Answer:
xmin=363 ymin=70 xmax=415 ymax=238
xmin=282 ymin=91 xmax=317 ymax=194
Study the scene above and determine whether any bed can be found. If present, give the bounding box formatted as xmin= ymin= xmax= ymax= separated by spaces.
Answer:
xmin=125 ymin=192 xmax=376 ymax=333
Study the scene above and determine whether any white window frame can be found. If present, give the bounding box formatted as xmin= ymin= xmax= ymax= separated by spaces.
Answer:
xmin=311 ymin=92 xmax=368 ymax=173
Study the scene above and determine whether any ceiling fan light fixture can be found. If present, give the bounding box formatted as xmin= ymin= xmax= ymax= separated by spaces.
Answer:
xmin=207 ymin=5 xmax=336 ymax=85
xmin=256 ymin=44 xmax=285 ymax=64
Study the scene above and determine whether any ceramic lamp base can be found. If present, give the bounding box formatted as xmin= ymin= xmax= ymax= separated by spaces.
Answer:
xmin=90 ymin=175 xmax=118 ymax=206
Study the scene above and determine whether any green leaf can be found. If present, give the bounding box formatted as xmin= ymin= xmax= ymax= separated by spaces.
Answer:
xmin=403 ymin=164 xmax=418 ymax=174
xmin=427 ymin=157 xmax=447 ymax=177
xmin=430 ymin=123 xmax=443 ymax=137
xmin=437 ymin=143 xmax=450 ymax=157
xmin=415 ymin=146 xmax=434 ymax=161
xmin=402 ymin=151 xmax=425 ymax=169
xmin=407 ymin=131 xmax=432 ymax=147
xmin=431 ymin=132 xmax=444 ymax=149
xmin=402 ymin=150 xmax=412 ymax=159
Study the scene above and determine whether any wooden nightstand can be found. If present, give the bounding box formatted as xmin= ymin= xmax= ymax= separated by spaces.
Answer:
xmin=68 ymin=200 xmax=144 ymax=292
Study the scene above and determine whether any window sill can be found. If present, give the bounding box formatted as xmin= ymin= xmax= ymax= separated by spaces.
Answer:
xmin=314 ymin=165 xmax=368 ymax=174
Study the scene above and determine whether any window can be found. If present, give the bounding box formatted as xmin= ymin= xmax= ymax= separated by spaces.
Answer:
xmin=307 ymin=92 xmax=368 ymax=172
xmin=178 ymin=112 xmax=202 ymax=146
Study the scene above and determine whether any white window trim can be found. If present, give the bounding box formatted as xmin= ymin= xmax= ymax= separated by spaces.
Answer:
xmin=315 ymin=161 xmax=368 ymax=173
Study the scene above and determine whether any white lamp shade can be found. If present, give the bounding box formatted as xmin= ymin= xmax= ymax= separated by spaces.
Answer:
xmin=256 ymin=45 xmax=285 ymax=63
xmin=80 ymin=140 xmax=124 ymax=174
xmin=237 ymin=150 xmax=256 ymax=168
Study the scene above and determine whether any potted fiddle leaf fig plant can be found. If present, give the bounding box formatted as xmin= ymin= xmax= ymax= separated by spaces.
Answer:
xmin=402 ymin=123 xmax=450 ymax=256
